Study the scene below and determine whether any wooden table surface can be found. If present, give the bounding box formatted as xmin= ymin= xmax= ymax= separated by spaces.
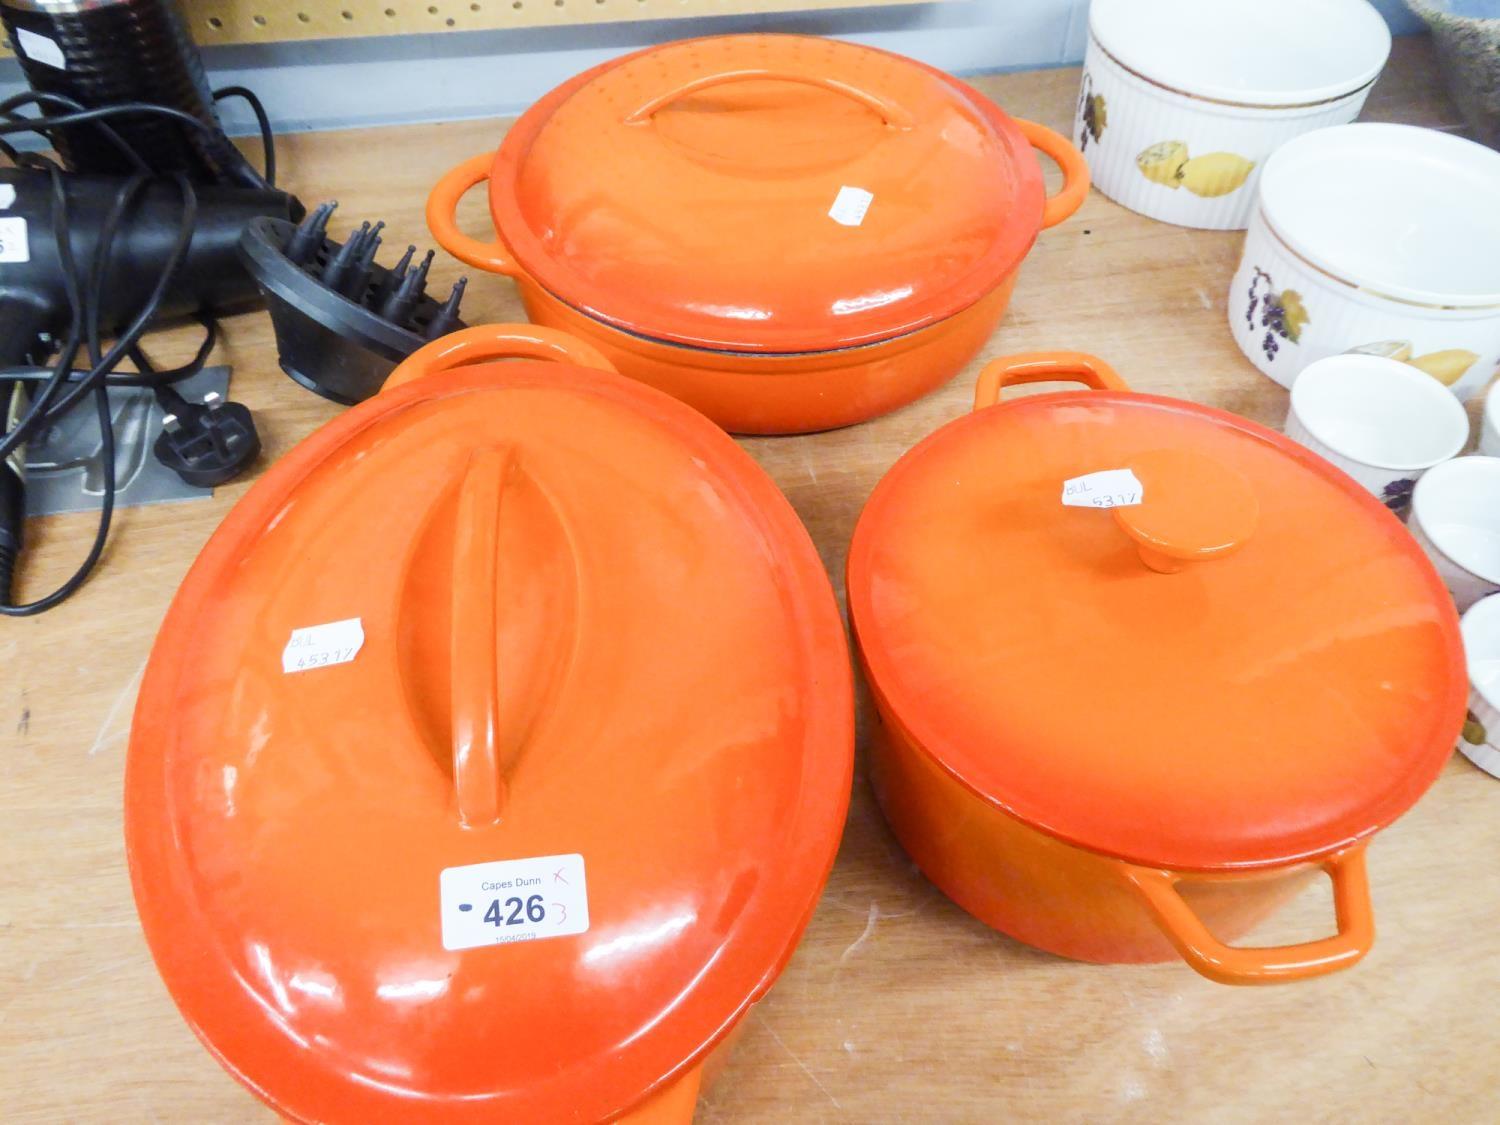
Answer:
xmin=4 ymin=35 xmax=1497 ymax=1124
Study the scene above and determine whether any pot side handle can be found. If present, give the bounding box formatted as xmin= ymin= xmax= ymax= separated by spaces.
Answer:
xmin=1011 ymin=119 xmax=1090 ymax=229
xmin=383 ymin=323 xmax=617 ymax=393
xmin=972 ymin=351 xmax=1128 ymax=411
xmin=426 ymin=153 xmax=520 ymax=276
xmin=1121 ymin=845 xmax=1375 ymax=986
xmin=622 ymin=68 xmax=914 ymax=130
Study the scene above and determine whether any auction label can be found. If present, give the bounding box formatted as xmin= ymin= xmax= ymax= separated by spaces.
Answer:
xmin=16 ymin=29 xmax=66 ymax=69
xmin=281 ymin=617 xmax=364 ymax=673
xmin=441 ymin=853 xmax=589 ymax=951
xmin=1061 ymin=468 xmax=1144 ymax=509
xmin=828 ymin=185 xmax=873 ymax=227
xmin=0 ymin=217 xmax=29 ymax=263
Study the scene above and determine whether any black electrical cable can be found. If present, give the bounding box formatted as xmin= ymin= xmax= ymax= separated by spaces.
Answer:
xmin=0 ymin=85 xmax=269 ymax=613
xmin=0 ymin=388 xmax=114 ymax=617
xmin=0 ymin=91 xmax=150 ymax=174
xmin=212 ymin=86 xmax=275 ymax=188
xmin=0 ymin=166 xmax=196 ymax=615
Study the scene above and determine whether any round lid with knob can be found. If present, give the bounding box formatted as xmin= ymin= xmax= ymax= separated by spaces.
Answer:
xmin=847 ymin=352 xmax=1466 ymax=872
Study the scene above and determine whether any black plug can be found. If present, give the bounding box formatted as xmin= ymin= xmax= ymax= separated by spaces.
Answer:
xmin=152 ymin=386 xmax=261 ymax=488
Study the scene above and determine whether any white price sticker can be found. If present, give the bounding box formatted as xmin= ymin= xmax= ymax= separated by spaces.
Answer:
xmin=16 ymin=28 xmax=66 ymax=70
xmin=1062 ymin=468 xmax=1144 ymax=509
xmin=440 ymin=853 xmax=589 ymax=951
xmin=0 ymin=217 xmax=29 ymax=263
xmin=0 ymin=185 xmax=15 ymax=209
xmin=281 ymin=617 xmax=364 ymax=674
xmin=828 ymin=185 xmax=873 ymax=227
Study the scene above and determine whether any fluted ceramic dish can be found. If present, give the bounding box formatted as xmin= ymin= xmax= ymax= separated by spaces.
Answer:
xmin=1230 ymin=124 xmax=1500 ymax=399
xmin=1076 ymin=0 xmax=1390 ymax=229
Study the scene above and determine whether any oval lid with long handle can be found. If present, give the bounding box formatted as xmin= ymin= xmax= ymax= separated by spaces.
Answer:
xmin=848 ymin=351 xmax=1466 ymax=874
xmin=124 ymin=326 xmax=853 ymax=1123
xmin=469 ymin=33 xmax=1087 ymax=353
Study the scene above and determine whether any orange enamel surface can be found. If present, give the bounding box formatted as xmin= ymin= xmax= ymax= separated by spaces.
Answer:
xmin=865 ymin=699 xmax=1322 ymax=966
xmin=487 ymin=35 xmax=1052 ymax=352
xmin=125 ymin=337 xmax=853 ymax=1122
xmin=848 ymin=379 xmax=1466 ymax=873
xmin=1112 ymin=449 xmax=1260 ymax=573
xmin=514 ymin=276 xmax=1016 ymax=435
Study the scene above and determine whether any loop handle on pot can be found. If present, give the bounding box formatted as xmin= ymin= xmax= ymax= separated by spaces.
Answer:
xmin=383 ymin=324 xmax=617 ymax=393
xmin=972 ymin=351 xmax=1128 ymax=411
xmin=426 ymin=152 xmax=520 ymax=276
xmin=1013 ymin=119 xmax=1090 ymax=229
xmin=1122 ymin=845 xmax=1375 ymax=985
xmin=622 ymin=67 xmax=915 ymax=130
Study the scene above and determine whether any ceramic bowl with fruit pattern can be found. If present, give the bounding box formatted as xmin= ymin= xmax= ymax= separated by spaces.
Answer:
xmin=1076 ymin=0 xmax=1390 ymax=230
xmin=1458 ymin=593 xmax=1500 ymax=779
xmin=1231 ymin=124 xmax=1500 ymax=400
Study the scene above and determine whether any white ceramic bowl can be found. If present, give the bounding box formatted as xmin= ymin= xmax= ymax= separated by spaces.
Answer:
xmin=1457 ymin=593 xmax=1500 ymax=779
xmin=1410 ymin=455 xmax=1500 ymax=610
xmin=1075 ymin=0 xmax=1390 ymax=230
xmin=1230 ymin=123 xmax=1500 ymax=400
xmin=1285 ymin=354 xmax=1469 ymax=512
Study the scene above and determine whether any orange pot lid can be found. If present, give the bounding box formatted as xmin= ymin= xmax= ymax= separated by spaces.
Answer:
xmin=847 ymin=359 xmax=1465 ymax=872
xmin=488 ymin=34 xmax=1046 ymax=353
xmin=125 ymin=328 xmax=853 ymax=1122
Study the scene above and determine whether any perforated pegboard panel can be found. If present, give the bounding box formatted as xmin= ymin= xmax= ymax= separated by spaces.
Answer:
xmin=1 ymin=0 xmax=939 ymax=55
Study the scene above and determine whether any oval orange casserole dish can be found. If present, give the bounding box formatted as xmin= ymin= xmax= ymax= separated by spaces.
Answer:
xmin=124 ymin=325 xmax=854 ymax=1122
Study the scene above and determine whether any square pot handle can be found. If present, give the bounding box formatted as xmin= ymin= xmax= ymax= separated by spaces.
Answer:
xmin=972 ymin=351 xmax=1129 ymax=411
xmin=383 ymin=324 xmax=616 ymax=393
xmin=1121 ymin=844 xmax=1375 ymax=985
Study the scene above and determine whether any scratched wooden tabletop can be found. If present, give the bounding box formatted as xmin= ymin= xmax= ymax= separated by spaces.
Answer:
xmin=3 ymin=35 xmax=1497 ymax=1123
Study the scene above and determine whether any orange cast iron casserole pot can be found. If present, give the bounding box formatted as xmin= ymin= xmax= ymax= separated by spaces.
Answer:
xmin=124 ymin=324 xmax=854 ymax=1122
xmin=846 ymin=352 xmax=1467 ymax=985
xmin=427 ymin=34 xmax=1088 ymax=435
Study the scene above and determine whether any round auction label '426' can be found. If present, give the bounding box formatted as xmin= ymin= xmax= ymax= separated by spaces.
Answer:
xmin=439 ymin=854 xmax=589 ymax=951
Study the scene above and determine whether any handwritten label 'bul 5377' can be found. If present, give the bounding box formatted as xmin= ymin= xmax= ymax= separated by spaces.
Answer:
xmin=1061 ymin=468 xmax=1145 ymax=509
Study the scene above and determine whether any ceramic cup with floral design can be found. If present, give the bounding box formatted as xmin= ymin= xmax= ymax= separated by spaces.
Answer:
xmin=1457 ymin=593 xmax=1500 ymax=780
xmin=1410 ymin=456 xmax=1500 ymax=611
xmin=1284 ymin=354 xmax=1468 ymax=515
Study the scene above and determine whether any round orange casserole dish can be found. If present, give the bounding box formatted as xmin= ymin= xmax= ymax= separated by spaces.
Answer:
xmin=124 ymin=324 xmax=853 ymax=1121
xmin=427 ymin=33 xmax=1088 ymax=435
xmin=846 ymin=352 xmax=1467 ymax=985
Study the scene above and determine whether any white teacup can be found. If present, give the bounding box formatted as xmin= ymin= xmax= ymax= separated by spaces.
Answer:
xmin=1410 ymin=456 xmax=1500 ymax=611
xmin=1284 ymin=354 xmax=1469 ymax=514
xmin=1458 ymin=594 xmax=1500 ymax=780
xmin=1481 ymin=387 xmax=1500 ymax=458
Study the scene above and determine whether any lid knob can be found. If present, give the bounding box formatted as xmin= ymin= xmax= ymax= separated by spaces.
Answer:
xmin=1112 ymin=450 xmax=1259 ymax=574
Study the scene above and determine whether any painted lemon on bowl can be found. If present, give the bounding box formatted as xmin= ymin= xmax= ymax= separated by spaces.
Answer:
xmin=1137 ymin=142 xmax=1255 ymax=197
xmin=1179 ymin=153 xmax=1256 ymax=197
xmin=1345 ymin=343 xmax=1480 ymax=387
xmin=1408 ymin=349 xmax=1480 ymax=387
xmin=1136 ymin=141 xmax=1188 ymax=187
